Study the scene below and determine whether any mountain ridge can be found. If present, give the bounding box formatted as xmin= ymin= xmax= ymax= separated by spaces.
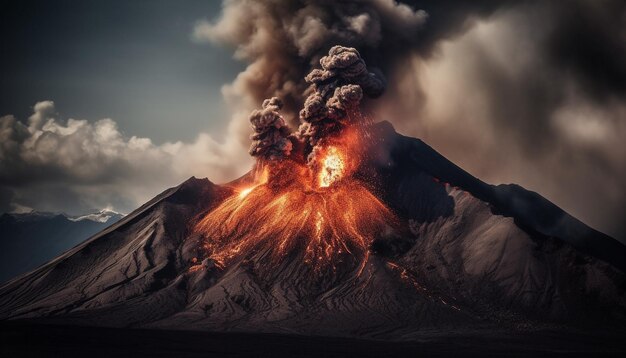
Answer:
xmin=0 ymin=209 xmax=124 ymax=284
xmin=369 ymin=121 xmax=625 ymax=272
xmin=0 ymin=122 xmax=624 ymax=340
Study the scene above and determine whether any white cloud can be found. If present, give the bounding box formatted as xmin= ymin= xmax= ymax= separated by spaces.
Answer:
xmin=0 ymin=101 xmax=252 ymax=215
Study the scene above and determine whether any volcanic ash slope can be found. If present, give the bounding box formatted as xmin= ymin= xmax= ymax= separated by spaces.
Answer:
xmin=0 ymin=122 xmax=624 ymax=339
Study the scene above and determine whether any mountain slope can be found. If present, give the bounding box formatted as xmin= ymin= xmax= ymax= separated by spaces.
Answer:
xmin=0 ymin=210 xmax=123 ymax=283
xmin=0 ymin=122 xmax=624 ymax=339
xmin=368 ymin=122 xmax=625 ymax=272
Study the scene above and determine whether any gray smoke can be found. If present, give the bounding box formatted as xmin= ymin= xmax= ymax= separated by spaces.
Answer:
xmin=196 ymin=0 xmax=626 ymax=241
xmin=326 ymin=85 xmax=364 ymax=120
xmin=249 ymin=46 xmax=382 ymax=162
xmin=248 ymin=97 xmax=293 ymax=160
xmin=194 ymin=0 xmax=428 ymax=133
xmin=299 ymin=46 xmax=382 ymax=148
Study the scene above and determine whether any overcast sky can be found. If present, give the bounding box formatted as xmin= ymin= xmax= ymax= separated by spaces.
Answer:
xmin=0 ymin=0 xmax=241 ymax=143
xmin=1 ymin=0 xmax=624 ymax=243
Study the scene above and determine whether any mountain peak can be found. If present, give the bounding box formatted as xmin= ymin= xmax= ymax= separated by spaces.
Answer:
xmin=67 ymin=209 xmax=124 ymax=223
xmin=0 ymin=123 xmax=624 ymax=340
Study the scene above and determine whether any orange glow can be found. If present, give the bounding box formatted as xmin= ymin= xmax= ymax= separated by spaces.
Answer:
xmin=318 ymin=146 xmax=345 ymax=188
xmin=194 ymin=177 xmax=397 ymax=272
xmin=236 ymin=165 xmax=269 ymax=198
xmin=238 ymin=187 xmax=254 ymax=198
xmin=193 ymin=126 xmax=399 ymax=273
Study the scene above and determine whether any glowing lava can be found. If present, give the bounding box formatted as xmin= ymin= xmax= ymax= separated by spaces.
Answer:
xmin=318 ymin=147 xmax=345 ymax=188
xmin=193 ymin=133 xmax=399 ymax=273
xmin=238 ymin=187 xmax=254 ymax=198
xmin=194 ymin=176 xmax=397 ymax=273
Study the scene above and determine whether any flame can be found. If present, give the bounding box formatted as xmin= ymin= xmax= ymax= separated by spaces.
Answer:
xmin=318 ymin=146 xmax=345 ymax=188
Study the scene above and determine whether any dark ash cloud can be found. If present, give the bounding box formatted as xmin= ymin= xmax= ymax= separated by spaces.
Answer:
xmin=248 ymin=97 xmax=292 ymax=160
xmin=195 ymin=0 xmax=626 ymax=242
xmin=298 ymin=46 xmax=383 ymax=153
xmin=193 ymin=0 xmax=428 ymax=132
xmin=1 ymin=0 xmax=623 ymax=243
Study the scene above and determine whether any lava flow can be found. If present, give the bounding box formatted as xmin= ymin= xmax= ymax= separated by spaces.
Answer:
xmin=194 ymin=143 xmax=399 ymax=273
xmin=193 ymin=46 xmax=400 ymax=273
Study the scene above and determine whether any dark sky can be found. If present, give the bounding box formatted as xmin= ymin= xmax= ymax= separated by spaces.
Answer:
xmin=0 ymin=0 xmax=241 ymax=143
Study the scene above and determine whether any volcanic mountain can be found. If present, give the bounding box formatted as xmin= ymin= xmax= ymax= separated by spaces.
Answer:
xmin=1 ymin=122 xmax=624 ymax=342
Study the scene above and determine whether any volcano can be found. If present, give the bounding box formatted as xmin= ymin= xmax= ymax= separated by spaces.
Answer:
xmin=1 ymin=121 xmax=625 ymax=351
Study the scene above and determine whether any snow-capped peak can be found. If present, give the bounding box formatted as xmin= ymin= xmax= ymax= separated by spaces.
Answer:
xmin=68 ymin=209 xmax=123 ymax=223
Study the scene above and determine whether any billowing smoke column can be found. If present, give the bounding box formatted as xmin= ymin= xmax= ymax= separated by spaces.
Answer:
xmin=248 ymin=97 xmax=293 ymax=161
xmin=201 ymin=51 xmax=400 ymax=268
xmin=248 ymin=46 xmax=385 ymax=169
xmin=299 ymin=46 xmax=385 ymax=148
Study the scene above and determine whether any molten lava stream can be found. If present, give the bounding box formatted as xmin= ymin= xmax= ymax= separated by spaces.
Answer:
xmin=194 ymin=178 xmax=398 ymax=273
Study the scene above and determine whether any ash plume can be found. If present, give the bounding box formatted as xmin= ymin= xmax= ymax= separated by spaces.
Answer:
xmin=248 ymin=97 xmax=293 ymax=160
xmin=194 ymin=0 xmax=429 ymax=132
xmin=249 ymin=46 xmax=383 ymax=164
xmin=299 ymin=46 xmax=382 ymax=147
xmin=197 ymin=0 xmax=626 ymax=241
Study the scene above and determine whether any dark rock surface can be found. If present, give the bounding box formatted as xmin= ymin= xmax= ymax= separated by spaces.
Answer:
xmin=0 ymin=123 xmax=624 ymax=347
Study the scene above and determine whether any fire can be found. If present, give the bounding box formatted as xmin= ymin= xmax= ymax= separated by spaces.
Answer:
xmin=194 ymin=176 xmax=397 ymax=273
xmin=318 ymin=147 xmax=345 ymax=188
xmin=238 ymin=187 xmax=254 ymax=198
xmin=193 ymin=128 xmax=399 ymax=273
xmin=236 ymin=165 xmax=269 ymax=199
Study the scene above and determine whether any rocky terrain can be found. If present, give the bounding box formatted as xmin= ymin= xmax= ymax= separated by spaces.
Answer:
xmin=0 ymin=122 xmax=624 ymax=345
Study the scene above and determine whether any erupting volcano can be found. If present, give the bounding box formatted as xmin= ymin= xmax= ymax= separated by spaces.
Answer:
xmin=194 ymin=172 xmax=398 ymax=274
xmin=1 ymin=46 xmax=625 ymax=354
xmin=194 ymin=46 xmax=401 ymax=276
xmin=194 ymin=150 xmax=399 ymax=272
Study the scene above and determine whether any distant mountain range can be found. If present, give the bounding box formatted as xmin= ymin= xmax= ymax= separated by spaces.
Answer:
xmin=0 ymin=209 xmax=123 ymax=283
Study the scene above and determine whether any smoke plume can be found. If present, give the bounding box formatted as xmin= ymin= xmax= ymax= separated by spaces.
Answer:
xmin=298 ymin=46 xmax=383 ymax=148
xmin=194 ymin=0 xmax=428 ymax=135
xmin=248 ymin=97 xmax=293 ymax=160
xmin=196 ymin=0 xmax=626 ymax=242
xmin=249 ymin=45 xmax=384 ymax=166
